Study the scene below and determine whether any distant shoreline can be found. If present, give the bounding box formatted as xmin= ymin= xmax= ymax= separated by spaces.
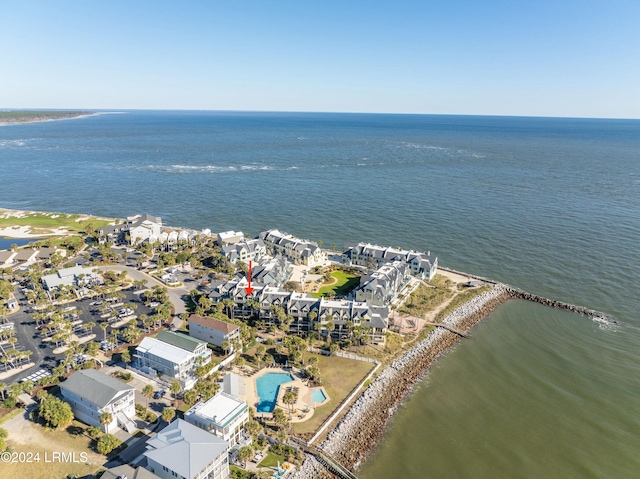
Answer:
xmin=0 ymin=111 xmax=103 ymax=126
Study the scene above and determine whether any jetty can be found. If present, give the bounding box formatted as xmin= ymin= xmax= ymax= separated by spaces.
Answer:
xmin=424 ymin=322 xmax=470 ymax=338
xmin=505 ymin=287 xmax=613 ymax=321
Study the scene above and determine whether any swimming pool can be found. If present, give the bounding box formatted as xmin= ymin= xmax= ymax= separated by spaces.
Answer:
xmin=256 ymin=372 xmax=294 ymax=413
xmin=311 ymin=388 xmax=327 ymax=404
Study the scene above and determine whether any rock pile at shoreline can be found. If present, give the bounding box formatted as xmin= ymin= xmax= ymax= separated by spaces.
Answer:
xmin=290 ymin=285 xmax=510 ymax=479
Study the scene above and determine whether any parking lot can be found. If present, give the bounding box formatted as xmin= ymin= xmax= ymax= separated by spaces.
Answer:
xmin=5 ymin=286 xmax=156 ymax=382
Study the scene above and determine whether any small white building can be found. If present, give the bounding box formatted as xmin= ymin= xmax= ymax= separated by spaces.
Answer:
xmin=59 ymin=369 xmax=136 ymax=433
xmin=144 ymin=419 xmax=230 ymax=479
xmin=184 ymin=392 xmax=249 ymax=447
xmin=41 ymin=265 xmax=102 ymax=290
xmin=217 ymin=230 xmax=244 ymax=246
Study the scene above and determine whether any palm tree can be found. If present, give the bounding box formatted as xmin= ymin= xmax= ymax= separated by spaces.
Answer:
xmin=142 ymin=385 xmax=154 ymax=408
xmin=100 ymin=322 xmax=109 ymax=341
xmin=99 ymin=412 xmax=113 ymax=429
xmin=170 ymin=380 xmax=181 ymax=399
xmin=237 ymin=445 xmax=253 ymax=467
xmin=282 ymin=390 xmax=297 ymax=416
xmin=162 ymin=407 xmax=175 ymax=424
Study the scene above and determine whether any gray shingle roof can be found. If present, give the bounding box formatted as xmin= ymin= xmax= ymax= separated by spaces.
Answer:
xmin=144 ymin=419 xmax=228 ymax=479
xmin=60 ymin=369 xmax=134 ymax=408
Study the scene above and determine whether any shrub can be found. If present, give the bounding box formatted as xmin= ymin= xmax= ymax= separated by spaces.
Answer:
xmin=87 ymin=426 xmax=102 ymax=439
xmin=96 ymin=434 xmax=121 ymax=454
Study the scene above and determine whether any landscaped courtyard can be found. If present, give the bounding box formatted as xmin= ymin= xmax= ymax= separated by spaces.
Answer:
xmin=310 ymin=270 xmax=360 ymax=298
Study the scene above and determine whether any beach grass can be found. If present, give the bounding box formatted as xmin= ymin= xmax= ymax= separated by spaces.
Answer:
xmin=434 ymin=285 xmax=493 ymax=322
xmin=398 ymin=276 xmax=454 ymax=317
xmin=293 ymin=353 xmax=375 ymax=436
xmin=310 ymin=270 xmax=360 ymax=298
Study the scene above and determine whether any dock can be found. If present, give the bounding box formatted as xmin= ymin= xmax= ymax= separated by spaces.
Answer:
xmin=424 ymin=322 xmax=470 ymax=338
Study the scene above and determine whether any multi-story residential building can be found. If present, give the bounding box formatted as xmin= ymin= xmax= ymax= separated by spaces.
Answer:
xmin=354 ymin=261 xmax=411 ymax=306
xmin=184 ymin=392 xmax=249 ymax=447
xmin=210 ymin=281 xmax=389 ymax=343
xmin=133 ymin=332 xmax=211 ymax=389
xmin=259 ymin=229 xmax=325 ymax=266
xmin=189 ymin=314 xmax=241 ymax=350
xmin=60 ymin=369 xmax=136 ymax=433
xmin=342 ymin=242 xmax=438 ymax=280
xmin=144 ymin=419 xmax=230 ymax=479
xmin=221 ymin=238 xmax=266 ymax=264
xmin=98 ymin=214 xmax=162 ymax=244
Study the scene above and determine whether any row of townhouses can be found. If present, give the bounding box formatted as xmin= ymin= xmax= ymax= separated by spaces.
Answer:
xmin=258 ymin=229 xmax=325 ymax=266
xmin=210 ymin=277 xmax=388 ymax=343
xmin=342 ymin=242 xmax=438 ymax=280
xmin=0 ymin=246 xmax=66 ymax=267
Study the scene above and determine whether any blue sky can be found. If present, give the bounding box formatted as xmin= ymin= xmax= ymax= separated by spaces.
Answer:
xmin=1 ymin=1 xmax=638 ymax=118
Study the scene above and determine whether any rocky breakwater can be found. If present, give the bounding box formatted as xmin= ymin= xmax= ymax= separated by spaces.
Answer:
xmin=506 ymin=287 xmax=612 ymax=321
xmin=290 ymin=285 xmax=510 ymax=479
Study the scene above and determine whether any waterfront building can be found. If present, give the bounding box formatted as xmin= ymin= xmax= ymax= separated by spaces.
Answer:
xmin=354 ymin=260 xmax=411 ymax=306
xmin=217 ymin=230 xmax=244 ymax=246
xmin=342 ymin=242 xmax=438 ymax=280
xmin=98 ymin=213 xmax=162 ymax=244
xmin=221 ymin=238 xmax=266 ymax=264
xmin=60 ymin=369 xmax=136 ymax=433
xmin=259 ymin=229 xmax=325 ymax=266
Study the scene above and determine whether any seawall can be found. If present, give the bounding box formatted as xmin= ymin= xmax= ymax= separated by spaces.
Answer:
xmin=290 ymin=285 xmax=511 ymax=479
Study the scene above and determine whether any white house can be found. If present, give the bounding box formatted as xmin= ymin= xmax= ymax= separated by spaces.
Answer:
xmin=133 ymin=332 xmax=211 ymax=389
xmin=188 ymin=314 xmax=240 ymax=351
xmin=59 ymin=368 xmax=136 ymax=433
xmin=144 ymin=419 xmax=230 ymax=479
xmin=217 ymin=230 xmax=244 ymax=246
xmin=129 ymin=214 xmax=163 ymax=244
xmin=184 ymin=392 xmax=249 ymax=447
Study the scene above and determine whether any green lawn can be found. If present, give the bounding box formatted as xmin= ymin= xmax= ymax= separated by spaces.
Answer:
xmin=311 ymin=270 xmax=360 ymax=298
xmin=258 ymin=450 xmax=286 ymax=468
xmin=293 ymin=353 xmax=375 ymax=436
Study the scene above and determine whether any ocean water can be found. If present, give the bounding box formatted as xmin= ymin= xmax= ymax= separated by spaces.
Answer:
xmin=1 ymin=111 xmax=639 ymax=477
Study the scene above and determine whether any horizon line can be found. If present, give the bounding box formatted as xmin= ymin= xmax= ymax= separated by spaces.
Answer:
xmin=1 ymin=107 xmax=639 ymax=121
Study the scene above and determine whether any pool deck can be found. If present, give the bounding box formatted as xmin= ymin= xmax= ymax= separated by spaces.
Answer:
xmin=245 ymin=366 xmax=329 ymax=423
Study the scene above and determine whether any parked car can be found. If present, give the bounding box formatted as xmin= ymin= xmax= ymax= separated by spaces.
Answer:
xmin=153 ymin=389 xmax=166 ymax=399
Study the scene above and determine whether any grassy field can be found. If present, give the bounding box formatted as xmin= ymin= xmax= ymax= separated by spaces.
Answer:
xmin=257 ymin=450 xmax=286 ymax=468
xmin=3 ymin=420 xmax=103 ymax=479
xmin=310 ymin=270 xmax=360 ymax=298
xmin=293 ymin=352 xmax=375 ymax=436
xmin=0 ymin=210 xmax=112 ymax=235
